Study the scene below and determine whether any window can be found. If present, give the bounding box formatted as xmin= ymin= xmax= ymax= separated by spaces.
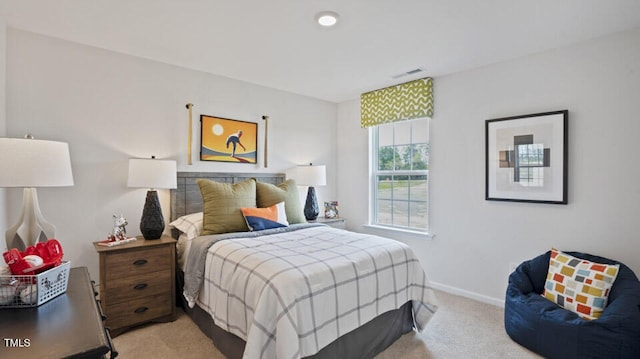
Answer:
xmin=372 ymin=118 xmax=429 ymax=231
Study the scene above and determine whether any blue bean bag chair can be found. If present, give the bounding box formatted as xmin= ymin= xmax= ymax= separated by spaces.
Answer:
xmin=505 ymin=251 xmax=640 ymax=359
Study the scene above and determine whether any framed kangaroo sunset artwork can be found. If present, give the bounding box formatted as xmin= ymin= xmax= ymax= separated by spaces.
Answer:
xmin=200 ymin=115 xmax=258 ymax=164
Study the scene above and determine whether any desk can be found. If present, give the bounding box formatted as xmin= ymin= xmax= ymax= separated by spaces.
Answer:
xmin=0 ymin=267 xmax=115 ymax=358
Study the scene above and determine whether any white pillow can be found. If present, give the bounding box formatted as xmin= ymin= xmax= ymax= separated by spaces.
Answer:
xmin=169 ymin=212 xmax=203 ymax=240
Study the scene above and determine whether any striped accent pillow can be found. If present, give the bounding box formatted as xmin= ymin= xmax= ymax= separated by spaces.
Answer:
xmin=241 ymin=202 xmax=289 ymax=231
xmin=169 ymin=212 xmax=203 ymax=240
xmin=542 ymin=248 xmax=619 ymax=320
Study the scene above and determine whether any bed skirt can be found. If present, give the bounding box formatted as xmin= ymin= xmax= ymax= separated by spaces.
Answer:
xmin=177 ymin=270 xmax=414 ymax=359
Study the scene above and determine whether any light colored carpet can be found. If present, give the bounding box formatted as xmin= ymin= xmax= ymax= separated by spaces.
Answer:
xmin=112 ymin=290 xmax=542 ymax=358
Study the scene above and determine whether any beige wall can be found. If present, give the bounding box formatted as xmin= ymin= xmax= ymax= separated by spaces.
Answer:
xmin=337 ymin=27 xmax=640 ymax=305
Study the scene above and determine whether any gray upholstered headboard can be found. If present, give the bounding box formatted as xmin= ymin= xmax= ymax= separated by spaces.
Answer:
xmin=170 ymin=172 xmax=286 ymax=222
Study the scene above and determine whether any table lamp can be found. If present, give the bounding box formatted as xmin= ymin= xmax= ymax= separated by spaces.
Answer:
xmin=127 ymin=156 xmax=177 ymax=240
xmin=295 ymin=163 xmax=326 ymax=221
xmin=0 ymin=136 xmax=74 ymax=251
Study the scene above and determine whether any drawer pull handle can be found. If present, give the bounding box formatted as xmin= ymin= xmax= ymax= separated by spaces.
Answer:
xmin=96 ymin=299 xmax=107 ymax=321
xmin=134 ymin=306 xmax=149 ymax=314
xmin=133 ymin=259 xmax=148 ymax=266
xmin=91 ymin=280 xmax=99 ymax=297
xmin=133 ymin=283 xmax=148 ymax=290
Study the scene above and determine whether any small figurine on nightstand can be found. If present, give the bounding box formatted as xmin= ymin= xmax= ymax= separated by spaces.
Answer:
xmin=110 ymin=214 xmax=128 ymax=241
xmin=97 ymin=214 xmax=137 ymax=247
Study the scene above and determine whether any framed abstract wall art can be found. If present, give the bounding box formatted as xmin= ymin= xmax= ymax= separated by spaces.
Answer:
xmin=485 ymin=110 xmax=568 ymax=204
xmin=200 ymin=115 xmax=258 ymax=163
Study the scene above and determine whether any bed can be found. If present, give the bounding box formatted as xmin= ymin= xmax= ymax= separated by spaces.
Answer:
xmin=170 ymin=172 xmax=438 ymax=359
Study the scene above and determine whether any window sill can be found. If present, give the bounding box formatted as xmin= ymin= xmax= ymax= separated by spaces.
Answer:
xmin=363 ymin=224 xmax=434 ymax=240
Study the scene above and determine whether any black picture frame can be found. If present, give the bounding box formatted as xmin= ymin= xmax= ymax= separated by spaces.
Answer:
xmin=485 ymin=110 xmax=568 ymax=204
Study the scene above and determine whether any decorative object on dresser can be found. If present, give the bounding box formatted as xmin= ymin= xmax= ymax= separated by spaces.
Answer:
xmin=324 ymin=200 xmax=339 ymax=219
xmin=93 ymin=235 xmax=176 ymax=337
xmin=200 ymin=115 xmax=258 ymax=163
xmin=0 ymin=267 xmax=117 ymax=359
xmin=294 ymin=163 xmax=327 ymax=221
xmin=127 ymin=157 xmax=177 ymax=240
xmin=96 ymin=214 xmax=137 ymax=247
xmin=109 ymin=214 xmax=128 ymax=240
xmin=0 ymin=135 xmax=74 ymax=251
xmin=485 ymin=110 xmax=568 ymax=204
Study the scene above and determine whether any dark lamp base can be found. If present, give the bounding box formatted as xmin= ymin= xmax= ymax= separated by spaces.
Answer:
xmin=140 ymin=190 xmax=165 ymax=240
xmin=304 ymin=186 xmax=319 ymax=221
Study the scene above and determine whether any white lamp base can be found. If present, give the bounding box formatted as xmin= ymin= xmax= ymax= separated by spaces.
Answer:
xmin=5 ymin=188 xmax=55 ymax=251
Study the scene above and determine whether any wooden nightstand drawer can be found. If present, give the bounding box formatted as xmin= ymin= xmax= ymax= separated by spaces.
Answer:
xmin=105 ymin=245 xmax=172 ymax=281
xmin=94 ymin=235 xmax=177 ymax=337
xmin=106 ymin=294 xmax=173 ymax=329
xmin=104 ymin=269 xmax=172 ymax=303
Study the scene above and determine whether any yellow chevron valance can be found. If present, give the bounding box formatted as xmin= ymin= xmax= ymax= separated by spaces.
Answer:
xmin=360 ymin=77 xmax=433 ymax=128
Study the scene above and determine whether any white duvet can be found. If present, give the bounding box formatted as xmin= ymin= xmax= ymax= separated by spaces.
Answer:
xmin=186 ymin=224 xmax=438 ymax=359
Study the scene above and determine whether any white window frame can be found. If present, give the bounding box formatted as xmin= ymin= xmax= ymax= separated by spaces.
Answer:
xmin=369 ymin=118 xmax=430 ymax=234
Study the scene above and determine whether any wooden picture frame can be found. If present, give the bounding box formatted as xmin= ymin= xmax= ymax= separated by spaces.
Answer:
xmin=485 ymin=110 xmax=568 ymax=204
xmin=200 ymin=115 xmax=258 ymax=164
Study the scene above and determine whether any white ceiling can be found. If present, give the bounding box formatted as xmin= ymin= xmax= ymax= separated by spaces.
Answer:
xmin=1 ymin=0 xmax=640 ymax=103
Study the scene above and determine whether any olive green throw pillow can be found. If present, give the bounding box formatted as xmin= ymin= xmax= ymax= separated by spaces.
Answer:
xmin=197 ymin=178 xmax=257 ymax=235
xmin=256 ymin=179 xmax=306 ymax=224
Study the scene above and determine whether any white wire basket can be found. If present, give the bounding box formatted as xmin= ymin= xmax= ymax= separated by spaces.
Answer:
xmin=0 ymin=261 xmax=70 ymax=308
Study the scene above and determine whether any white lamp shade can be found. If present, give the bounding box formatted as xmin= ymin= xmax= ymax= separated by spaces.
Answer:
xmin=295 ymin=164 xmax=326 ymax=186
xmin=0 ymin=138 xmax=74 ymax=187
xmin=127 ymin=158 xmax=177 ymax=189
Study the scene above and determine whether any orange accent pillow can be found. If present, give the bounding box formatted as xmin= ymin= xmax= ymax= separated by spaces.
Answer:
xmin=241 ymin=202 xmax=289 ymax=231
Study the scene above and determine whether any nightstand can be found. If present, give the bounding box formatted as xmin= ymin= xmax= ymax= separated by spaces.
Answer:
xmin=310 ymin=217 xmax=346 ymax=229
xmin=93 ymin=235 xmax=176 ymax=337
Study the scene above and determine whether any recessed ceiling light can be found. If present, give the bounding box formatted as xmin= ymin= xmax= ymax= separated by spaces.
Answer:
xmin=315 ymin=11 xmax=339 ymax=27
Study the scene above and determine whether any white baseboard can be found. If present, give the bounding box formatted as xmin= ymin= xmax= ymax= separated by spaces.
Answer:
xmin=430 ymin=281 xmax=505 ymax=308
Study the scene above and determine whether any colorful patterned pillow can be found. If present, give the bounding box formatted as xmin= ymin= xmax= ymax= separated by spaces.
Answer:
xmin=542 ymin=248 xmax=619 ymax=320
xmin=241 ymin=202 xmax=289 ymax=231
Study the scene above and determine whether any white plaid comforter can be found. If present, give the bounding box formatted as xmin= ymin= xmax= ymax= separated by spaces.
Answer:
xmin=193 ymin=225 xmax=438 ymax=359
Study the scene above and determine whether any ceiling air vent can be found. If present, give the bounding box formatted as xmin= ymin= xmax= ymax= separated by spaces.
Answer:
xmin=391 ymin=67 xmax=425 ymax=79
